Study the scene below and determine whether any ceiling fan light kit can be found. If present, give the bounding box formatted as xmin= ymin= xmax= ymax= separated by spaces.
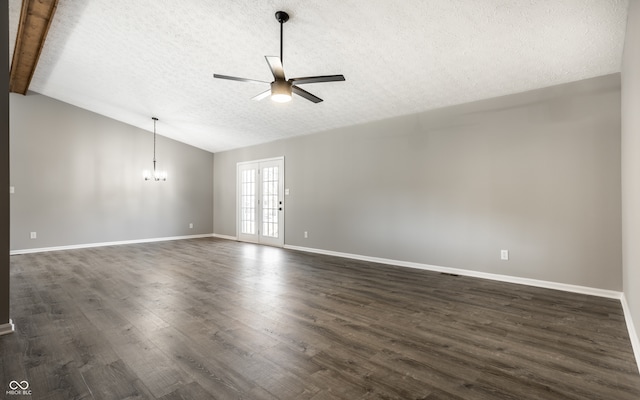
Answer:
xmin=271 ymin=80 xmax=292 ymax=102
xmin=213 ymin=11 xmax=345 ymax=104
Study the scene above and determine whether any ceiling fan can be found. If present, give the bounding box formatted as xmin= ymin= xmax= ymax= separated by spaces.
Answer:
xmin=213 ymin=11 xmax=345 ymax=103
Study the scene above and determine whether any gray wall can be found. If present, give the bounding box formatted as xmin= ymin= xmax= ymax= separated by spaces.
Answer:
xmin=1 ymin=1 xmax=9 ymax=326
xmin=10 ymin=93 xmax=213 ymax=251
xmin=214 ymin=74 xmax=622 ymax=291
xmin=622 ymin=0 xmax=640 ymax=348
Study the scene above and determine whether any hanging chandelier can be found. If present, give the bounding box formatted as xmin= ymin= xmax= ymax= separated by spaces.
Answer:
xmin=143 ymin=117 xmax=167 ymax=181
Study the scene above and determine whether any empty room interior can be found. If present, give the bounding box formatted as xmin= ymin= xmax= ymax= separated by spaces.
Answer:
xmin=2 ymin=0 xmax=640 ymax=399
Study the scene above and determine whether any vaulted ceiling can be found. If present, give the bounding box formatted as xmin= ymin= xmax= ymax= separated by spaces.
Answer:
xmin=8 ymin=0 xmax=629 ymax=153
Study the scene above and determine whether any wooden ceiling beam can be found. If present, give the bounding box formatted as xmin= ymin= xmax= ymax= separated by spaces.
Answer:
xmin=10 ymin=0 xmax=59 ymax=95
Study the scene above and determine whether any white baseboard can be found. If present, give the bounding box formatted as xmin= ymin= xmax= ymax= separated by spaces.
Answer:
xmin=0 ymin=319 xmax=15 ymax=336
xmin=283 ymin=245 xmax=623 ymax=300
xmin=212 ymin=233 xmax=238 ymax=241
xmin=621 ymin=294 xmax=640 ymax=374
xmin=10 ymin=234 xmax=215 ymax=255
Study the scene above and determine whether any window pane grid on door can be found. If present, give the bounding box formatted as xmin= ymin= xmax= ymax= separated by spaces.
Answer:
xmin=240 ymin=169 xmax=256 ymax=235
xmin=262 ymin=166 xmax=279 ymax=238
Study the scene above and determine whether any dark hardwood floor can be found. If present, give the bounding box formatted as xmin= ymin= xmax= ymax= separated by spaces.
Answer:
xmin=1 ymin=237 xmax=639 ymax=399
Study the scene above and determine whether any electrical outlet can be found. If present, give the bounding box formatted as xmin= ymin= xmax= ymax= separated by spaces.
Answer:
xmin=30 ymin=232 xmax=37 ymax=239
xmin=500 ymin=250 xmax=509 ymax=260
xmin=304 ymin=231 xmax=308 ymax=239
xmin=189 ymin=223 xmax=193 ymax=229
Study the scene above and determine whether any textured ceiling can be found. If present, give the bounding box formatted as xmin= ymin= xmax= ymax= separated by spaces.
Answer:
xmin=8 ymin=0 xmax=629 ymax=153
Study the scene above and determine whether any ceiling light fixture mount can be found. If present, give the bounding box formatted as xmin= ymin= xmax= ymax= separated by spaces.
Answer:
xmin=275 ymin=11 xmax=289 ymax=24
xmin=213 ymin=10 xmax=345 ymax=104
xmin=143 ymin=117 xmax=167 ymax=181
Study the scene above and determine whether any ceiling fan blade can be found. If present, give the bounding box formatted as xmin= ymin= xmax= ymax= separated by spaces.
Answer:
xmin=251 ymin=89 xmax=272 ymax=101
xmin=292 ymin=86 xmax=323 ymax=103
xmin=290 ymin=75 xmax=345 ymax=85
xmin=265 ymin=56 xmax=286 ymax=80
xmin=213 ymin=74 xmax=268 ymax=84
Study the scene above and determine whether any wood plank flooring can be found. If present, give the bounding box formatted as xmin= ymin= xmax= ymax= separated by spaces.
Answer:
xmin=1 ymin=237 xmax=639 ymax=399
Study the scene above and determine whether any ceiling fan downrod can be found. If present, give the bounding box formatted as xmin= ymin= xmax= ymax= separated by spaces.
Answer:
xmin=275 ymin=11 xmax=289 ymax=66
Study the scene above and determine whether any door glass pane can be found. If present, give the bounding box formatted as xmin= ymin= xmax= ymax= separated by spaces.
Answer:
xmin=240 ymin=169 xmax=256 ymax=234
xmin=262 ymin=166 xmax=279 ymax=238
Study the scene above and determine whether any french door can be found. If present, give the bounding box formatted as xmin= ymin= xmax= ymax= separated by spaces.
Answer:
xmin=237 ymin=157 xmax=284 ymax=246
